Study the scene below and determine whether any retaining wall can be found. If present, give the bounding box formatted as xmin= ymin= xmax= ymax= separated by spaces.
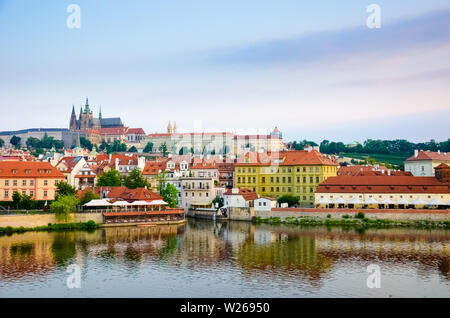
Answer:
xmin=0 ymin=213 xmax=104 ymax=228
xmin=256 ymin=208 xmax=450 ymax=221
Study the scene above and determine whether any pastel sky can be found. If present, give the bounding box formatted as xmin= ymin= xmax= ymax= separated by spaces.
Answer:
xmin=0 ymin=0 xmax=449 ymax=143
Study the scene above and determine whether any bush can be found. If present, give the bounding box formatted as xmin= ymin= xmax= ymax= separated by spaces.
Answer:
xmin=342 ymin=214 xmax=351 ymax=219
xmin=327 ymin=214 xmax=332 ymax=219
xmin=355 ymin=212 xmax=365 ymax=219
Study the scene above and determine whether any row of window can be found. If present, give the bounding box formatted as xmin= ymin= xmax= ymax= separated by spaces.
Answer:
xmin=2 ymin=179 xmax=57 ymax=187
xmin=260 ymin=186 xmax=315 ymax=194
xmin=185 ymin=192 xmax=210 ymax=198
xmin=237 ymin=176 xmax=321 ymax=184
xmin=237 ymin=166 xmax=332 ymax=173
xmin=3 ymin=190 xmax=48 ymax=198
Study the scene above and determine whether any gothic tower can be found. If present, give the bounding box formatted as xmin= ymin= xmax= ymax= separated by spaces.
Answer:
xmin=70 ymin=105 xmax=78 ymax=131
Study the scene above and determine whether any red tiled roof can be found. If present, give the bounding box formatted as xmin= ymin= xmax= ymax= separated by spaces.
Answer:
xmin=77 ymin=186 xmax=163 ymax=202
xmin=235 ymin=150 xmax=338 ymax=166
xmin=99 ymin=127 xmax=129 ymax=135
xmin=316 ymin=175 xmax=450 ymax=194
xmin=224 ymin=188 xmax=259 ymax=201
xmin=338 ymin=165 xmax=412 ymax=176
xmin=0 ymin=161 xmax=65 ymax=178
xmin=127 ymin=128 xmax=146 ymax=135
xmin=406 ymin=150 xmax=450 ymax=161
xmin=435 ymin=163 xmax=450 ymax=169
xmin=143 ymin=159 xmax=168 ymax=175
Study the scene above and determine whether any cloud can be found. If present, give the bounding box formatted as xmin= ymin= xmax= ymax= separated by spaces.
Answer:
xmin=210 ymin=9 xmax=450 ymax=67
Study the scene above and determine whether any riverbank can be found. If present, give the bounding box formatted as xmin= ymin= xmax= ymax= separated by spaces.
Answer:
xmin=254 ymin=215 xmax=450 ymax=229
xmin=0 ymin=220 xmax=100 ymax=236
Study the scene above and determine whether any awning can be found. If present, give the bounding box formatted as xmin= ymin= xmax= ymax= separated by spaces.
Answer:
xmin=364 ymin=197 xmax=379 ymax=204
xmin=333 ymin=197 xmax=348 ymax=204
xmin=426 ymin=198 xmax=445 ymax=205
xmin=111 ymin=200 xmax=130 ymax=206
xmin=149 ymin=200 xmax=168 ymax=205
xmin=412 ymin=198 xmax=428 ymax=205
xmin=83 ymin=199 xmax=112 ymax=207
xmin=381 ymin=198 xmax=394 ymax=204
xmin=348 ymin=197 xmax=363 ymax=204
xmin=130 ymin=200 xmax=152 ymax=206
xmin=317 ymin=197 xmax=331 ymax=204
xmin=395 ymin=198 xmax=410 ymax=205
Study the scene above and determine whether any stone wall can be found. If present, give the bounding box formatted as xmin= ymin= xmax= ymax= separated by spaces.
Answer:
xmin=256 ymin=208 xmax=450 ymax=221
xmin=229 ymin=207 xmax=254 ymax=221
xmin=0 ymin=213 xmax=104 ymax=228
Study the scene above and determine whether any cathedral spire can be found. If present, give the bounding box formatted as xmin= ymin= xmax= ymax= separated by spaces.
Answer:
xmin=167 ymin=121 xmax=173 ymax=134
xmin=99 ymin=105 xmax=102 ymax=120
xmin=70 ymin=105 xmax=77 ymax=131
xmin=84 ymin=97 xmax=91 ymax=113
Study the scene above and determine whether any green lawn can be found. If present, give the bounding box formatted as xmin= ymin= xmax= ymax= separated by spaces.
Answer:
xmin=342 ymin=153 xmax=408 ymax=167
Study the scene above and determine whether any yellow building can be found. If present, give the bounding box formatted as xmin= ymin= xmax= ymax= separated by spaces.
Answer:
xmin=234 ymin=148 xmax=338 ymax=206
xmin=0 ymin=161 xmax=65 ymax=201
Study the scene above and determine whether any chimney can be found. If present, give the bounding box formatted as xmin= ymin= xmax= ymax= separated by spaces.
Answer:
xmin=414 ymin=149 xmax=418 ymax=158
xmin=109 ymin=153 xmax=112 ymax=161
xmin=387 ymin=170 xmax=391 ymax=176
xmin=438 ymin=150 xmax=440 ymax=154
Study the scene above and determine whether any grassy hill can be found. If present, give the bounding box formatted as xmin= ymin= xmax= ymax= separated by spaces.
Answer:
xmin=341 ymin=153 xmax=408 ymax=168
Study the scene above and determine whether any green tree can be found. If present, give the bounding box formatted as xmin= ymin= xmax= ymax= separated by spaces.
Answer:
xmin=10 ymin=136 xmax=21 ymax=149
xmin=56 ymin=181 xmax=77 ymax=197
xmin=128 ymin=146 xmax=138 ymax=153
xmin=143 ymin=142 xmax=154 ymax=153
xmin=96 ymin=169 xmax=123 ymax=187
xmin=26 ymin=137 xmax=41 ymax=149
xmin=124 ymin=168 xmax=150 ymax=189
xmin=159 ymin=142 xmax=168 ymax=157
xmin=277 ymin=194 xmax=299 ymax=207
xmin=50 ymin=195 xmax=79 ymax=223
xmin=212 ymin=196 xmax=224 ymax=208
xmin=12 ymin=192 xmax=22 ymax=209
xmin=79 ymin=189 xmax=100 ymax=205
xmin=0 ymin=138 xmax=4 ymax=148
xmin=160 ymin=183 xmax=179 ymax=208
xmin=80 ymin=137 xmax=93 ymax=151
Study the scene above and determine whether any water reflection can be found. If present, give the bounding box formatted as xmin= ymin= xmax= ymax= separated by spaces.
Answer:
xmin=0 ymin=220 xmax=448 ymax=297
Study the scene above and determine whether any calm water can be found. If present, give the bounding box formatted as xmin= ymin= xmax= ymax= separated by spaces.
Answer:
xmin=0 ymin=219 xmax=449 ymax=298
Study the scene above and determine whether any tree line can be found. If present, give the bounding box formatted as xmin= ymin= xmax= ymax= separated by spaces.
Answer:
xmin=291 ymin=138 xmax=450 ymax=157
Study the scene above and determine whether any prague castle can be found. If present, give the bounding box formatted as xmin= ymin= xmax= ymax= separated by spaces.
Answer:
xmin=70 ymin=98 xmax=124 ymax=131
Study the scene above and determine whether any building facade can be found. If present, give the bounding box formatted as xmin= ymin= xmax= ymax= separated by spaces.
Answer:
xmin=405 ymin=150 xmax=450 ymax=176
xmin=234 ymin=148 xmax=338 ymax=206
xmin=0 ymin=161 xmax=65 ymax=201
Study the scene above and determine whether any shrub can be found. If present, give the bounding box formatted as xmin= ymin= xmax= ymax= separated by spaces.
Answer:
xmin=355 ymin=212 xmax=365 ymax=219
xmin=342 ymin=214 xmax=351 ymax=219
xmin=327 ymin=214 xmax=332 ymax=219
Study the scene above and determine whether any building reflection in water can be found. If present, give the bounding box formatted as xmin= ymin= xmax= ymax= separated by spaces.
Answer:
xmin=0 ymin=221 xmax=448 ymax=284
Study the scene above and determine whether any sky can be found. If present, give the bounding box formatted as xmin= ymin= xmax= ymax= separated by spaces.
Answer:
xmin=0 ymin=0 xmax=449 ymax=143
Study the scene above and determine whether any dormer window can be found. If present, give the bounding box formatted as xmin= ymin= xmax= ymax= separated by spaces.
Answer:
xmin=12 ymin=169 xmax=18 ymax=174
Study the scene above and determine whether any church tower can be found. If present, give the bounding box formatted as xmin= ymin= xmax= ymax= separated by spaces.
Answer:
xmin=167 ymin=121 xmax=173 ymax=134
xmin=173 ymin=122 xmax=177 ymax=133
xmin=70 ymin=105 xmax=78 ymax=131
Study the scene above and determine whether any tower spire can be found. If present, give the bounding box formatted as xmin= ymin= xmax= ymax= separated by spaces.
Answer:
xmin=84 ymin=97 xmax=91 ymax=113
xmin=99 ymin=105 xmax=102 ymax=119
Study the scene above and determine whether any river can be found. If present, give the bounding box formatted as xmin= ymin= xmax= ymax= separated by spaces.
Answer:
xmin=0 ymin=219 xmax=449 ymax=297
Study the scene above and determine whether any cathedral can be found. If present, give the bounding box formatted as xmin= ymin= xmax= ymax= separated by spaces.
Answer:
xmin=70 ymin=98 xmax=124 ymax=131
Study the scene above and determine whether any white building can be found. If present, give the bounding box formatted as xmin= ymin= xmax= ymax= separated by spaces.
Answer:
xmin=254 ymin=197 xmax=277 ymax=211
xmin=223 ymin=188 xmax=258 ymax=208
xmin=405 ymin=150 xmax=450 ymax=176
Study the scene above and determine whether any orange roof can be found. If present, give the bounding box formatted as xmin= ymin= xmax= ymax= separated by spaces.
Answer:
xmin=235 ymin=150 xmax=338 ymax=166
xmin=224 ymin=188 xmax=259 ymax=201
xmin=77 ymin=186 xmax=163 ymax=202
xmin=406 ymin=150 xmax=450 ymax=161
xmin=0 ymin=161 xmax=65 ymax=178
xmin=435 ymin=163 xmax=450 ymax=169
xmin=338 ymin=165 xmax=412 ymax=176
xmin=143 ymin=159 xmax=168 ymax=175
xmin=317 ymin=175 xmax=450 ymax=194
xmin=127 ymin=128 xmax=146 ymax=135
xmin=99 ymin=127 xmax=128 ymax=135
